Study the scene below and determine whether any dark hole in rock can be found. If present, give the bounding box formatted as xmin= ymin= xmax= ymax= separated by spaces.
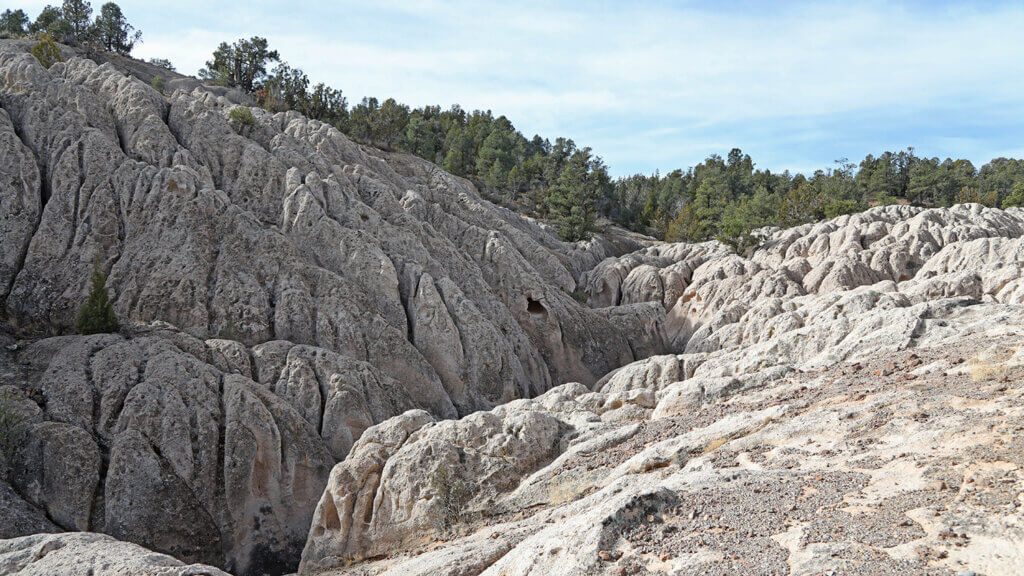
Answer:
xmin=526 ymin=297 xmax=546 ymax=316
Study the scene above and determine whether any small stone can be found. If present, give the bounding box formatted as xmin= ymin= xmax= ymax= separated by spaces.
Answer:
xmin=598 ymin=550 xmax=622 ymax=562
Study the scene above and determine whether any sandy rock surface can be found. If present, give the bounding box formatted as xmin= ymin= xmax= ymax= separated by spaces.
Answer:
xmin=302 ymin=320 xmax=1024 ymax=576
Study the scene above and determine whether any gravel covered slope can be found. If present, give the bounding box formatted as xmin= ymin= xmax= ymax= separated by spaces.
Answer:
xmin=302 ymin=307 xmax=1024 ymax=576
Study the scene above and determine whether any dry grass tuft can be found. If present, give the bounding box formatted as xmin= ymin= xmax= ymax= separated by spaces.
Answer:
xmin=968 ymin=361 xmax=1011 ymax=383
xmin=548 ymin=475 xmax=588 ymax=506
xmin=702 ymin=437 xmax=729 ymax=454
xmin=967 ymin=346 xmax=1018 ymax=382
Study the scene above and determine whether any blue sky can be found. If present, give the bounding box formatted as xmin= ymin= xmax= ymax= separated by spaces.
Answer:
xmin=20 ymin=0 xmax=1024 ymax=176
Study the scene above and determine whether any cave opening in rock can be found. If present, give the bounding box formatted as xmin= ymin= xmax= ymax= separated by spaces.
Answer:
xmin=526 ymin=297 xmax=547 ymax=316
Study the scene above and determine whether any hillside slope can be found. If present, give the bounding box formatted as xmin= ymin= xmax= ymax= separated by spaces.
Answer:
xmin=0 ymin=40 xmax=661 ymax=575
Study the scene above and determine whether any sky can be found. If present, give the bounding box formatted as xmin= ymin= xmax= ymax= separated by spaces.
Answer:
xmin=18 ymin=0 xmax=1024 ymax=176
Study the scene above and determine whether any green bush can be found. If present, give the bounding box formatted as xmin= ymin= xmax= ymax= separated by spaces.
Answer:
xmin=216 ymin=318 xmax=241 ymax=341
xmin=229 ymin=106 xmax=255 ymax=128
xmin=1001 ymin=182 xmax=1024 ymax=209
xmin=30 ymin=33 xmax=63 ymax=69
xmin=568 ymin=289 xmax=588 ymax=304
xmin=954 ymin=186 xmax=998 ymax=208
xmin=76 ymin=261 xmax=119 ymax=335
xmin=150 ymin=74 xmax=164 ymax=94
xmin=429 ymin=465 xmax=470 ymax=535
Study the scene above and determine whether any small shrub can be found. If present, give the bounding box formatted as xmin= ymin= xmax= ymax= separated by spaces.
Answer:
xmin=702 ymin=437 xmax=729 ymax=454
xmin=547 ymin=475 xmax=587 ymax=506
xmin=429 ymin=465 xmax=470 ymax=535
xmin=30 ymin=33 xmax=63 ymax=69
xmin=229 ymin=106 xmax=255 ymax=128
xmin=969 ymin=362 xmax=1010 ymax=382
xmin=217 ymin=318 xmax=241 ymax=341
xmin=568 ymin=289 xmax=589 ymax=305
xmin=716 ymin=228 xmax=758 ymax=254
xmin=967 ymin=357 xmax=1011 ymax=382
xmin=148 ymin=57 xmax=175 ymax=71
xmin=150 ymin=74 xmax=164 ymax=94
xmin=955 ymin=186 xmax=998 ymax=208
xmin=76 ymin=260 xmax=119 ymax=335
xmin=966 ymin=347 xmax=1017 ymax=382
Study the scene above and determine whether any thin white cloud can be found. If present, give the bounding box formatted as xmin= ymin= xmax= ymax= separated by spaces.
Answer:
xmin=13 ymin=1 xmax=1024 ymax=173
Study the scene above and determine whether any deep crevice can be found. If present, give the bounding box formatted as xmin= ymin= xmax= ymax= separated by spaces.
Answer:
xmin=397 ymin=266 xmax=422 ymax=344
xmin=213 ymin=371 xmax=229 ymax=562
xmin=205 ymin=233 xmax=223 ymax=339
xmin=112 ymin=120 xmax=128 ymax=157
xmin=142 ymin=432 xmax=226 ymax=565
xmin=64 ymin=140 xmax=86 ymax=254
xmin=526 ymin=297 xmax=547 ymax=318
xmin=164 ymin=102 xmax=189 ymax=153
xmin=83 ymin=344 xmax=109 ymax=532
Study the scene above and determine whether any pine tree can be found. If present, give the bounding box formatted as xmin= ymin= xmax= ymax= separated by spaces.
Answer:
xmin=61 ymin=0 xmax=93 ymax=43
xmin=76 ymin=261 xmax=118 ymax=335
xmin=403 ymin=114 xmax=439 ymax=161
xmin=442 ymin=127 xmax=472 ymax=177
xmin=30 ymin=5 xmax=72 ymax=40
xmin=199 ymin=37 xmax=279 ymax=93
xmin=1002 ymin=181 xmax=1024 ymax=209
xmin=475 ymin=120 xmax=515 ymax=188
xmin=0 ymin=9 xmax=29 ymax=36
xmin=374 ymin=98 xmax=410 ymax=149
xmin=543 ymin=150 xmax=602 ymax=242
xmin=93 ymin=2 xmax=140 ymax=55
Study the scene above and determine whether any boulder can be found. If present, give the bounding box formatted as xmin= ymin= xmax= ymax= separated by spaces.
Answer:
xmin=0 ymin=532 xmax=231 ymax=576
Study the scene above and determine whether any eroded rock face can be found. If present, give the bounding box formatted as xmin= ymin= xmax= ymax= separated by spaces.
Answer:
xmin=299 ymin=384 xmax=643 ymax=572
xmin=301 ymin=400 xmax=567 ymax=567
xmin=0 ymin=331 xmax=335 ymax=575
xmin=0 ymin=40 xmax=666 ymax=574
xmin=0 ymin=480 xmax=58 ymax=540
xmin=583 ymin=204 xmax=1024 ymax=353
xmin=0 ymin=41 xmax=658 ymax=418
xmin=3 ymin=323 xmax=552 ymax=574
xmin=580 ymin=242 xmax=729 ymax=309
xmin=0 ymin=107 xmax=40 ymax=303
